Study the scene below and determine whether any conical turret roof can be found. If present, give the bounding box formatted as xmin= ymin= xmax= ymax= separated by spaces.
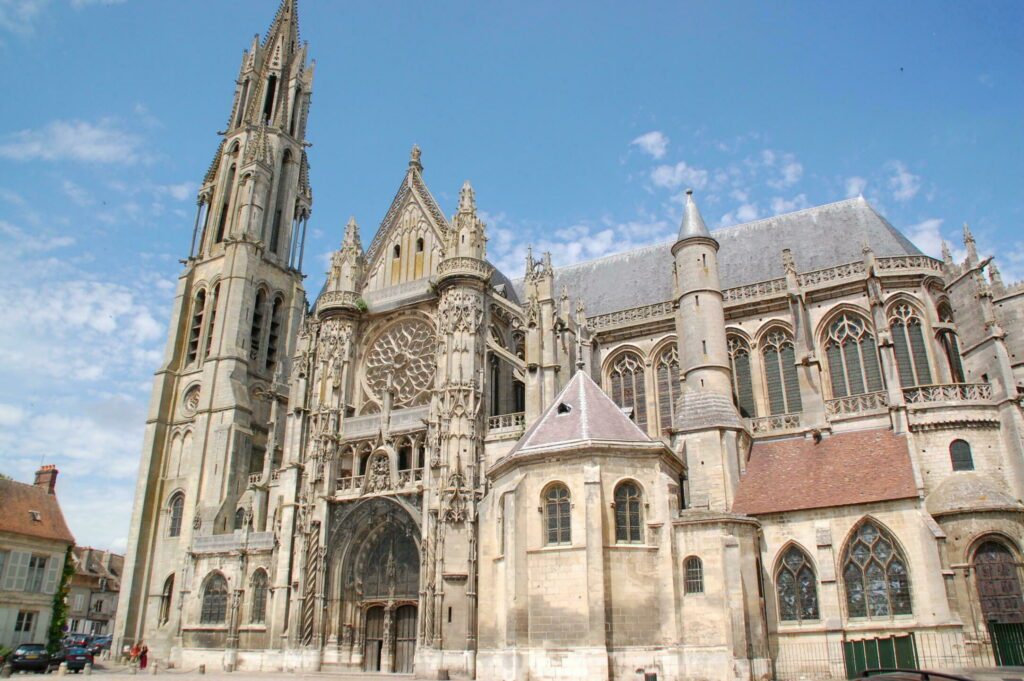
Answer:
xmin=677 ymin=189 xmax=710 ymax=240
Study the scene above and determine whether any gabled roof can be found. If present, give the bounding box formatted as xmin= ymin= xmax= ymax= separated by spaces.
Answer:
xmin=364 ymin=151 xmax=451 ymax=265
xmin=732 ymin=429 xmax=919 ymax=516
xmin=511 ymin=197 xmax=925 ymax=316
xmin=503 ymin=370 xmax=654 ymax=460
xmin=0 ymin=478 xmax=75 ymax=544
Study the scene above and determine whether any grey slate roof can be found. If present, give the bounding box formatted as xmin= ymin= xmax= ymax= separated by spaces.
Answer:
xmin=510 ymin=197 xmax=923 ymax=316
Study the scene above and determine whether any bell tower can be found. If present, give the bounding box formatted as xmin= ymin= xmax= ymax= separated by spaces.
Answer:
xmin=115 ymin=0 xmax=315 ymax=655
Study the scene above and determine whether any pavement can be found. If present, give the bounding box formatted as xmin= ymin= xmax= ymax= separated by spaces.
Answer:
xmin=28 ymin=661 xmax=418 ymax=680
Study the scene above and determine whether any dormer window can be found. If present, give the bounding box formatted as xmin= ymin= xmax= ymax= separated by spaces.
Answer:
xmin=28 ymin=510 xmax=41 ymax=522
xmin=556 ymin=403 xmax=572 ymax=415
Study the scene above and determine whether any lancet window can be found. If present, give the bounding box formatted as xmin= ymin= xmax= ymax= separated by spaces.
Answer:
xmin=250 ymin=289 xmax=267 ymax=362
xmin=684 ymin=556 xmax=704 ymax=594
xmin=655 ymin=344 xmax=680 ymax=433
xmin=609 ymin=352 xmax=647 ymax=431
xmin=265 ymin=296 xmax=284 ymax=371
xmin=204 ymin=284 xmax=220 ymax=358
xmin=889 ymin=303 xmax=932 ymax=387
xmin=950 ymin=439 xmax=974 ymax=471
xmin=250 ymin=569 xmax=268 ymax=624
xmin=727 ymin=335 xmax=756 ymax=418
xmin=762 ymin=329 xmax=802 ymax=415
xmin=824 ymin=313 xmax=884 ymax=398
xmin=186 ymin=289 xmax=206 ymax=364
xmin=776 ymin=545 xmax=819 ymax=622
xmin=159 ymin=575 xmax=174 ymax=625
xmin=842 ymin=520 xmax=912 ymax=618
xmin=937 ymin=303 xmax=966 ymax=383
xmin=168 ymin=493 xmax=184 ymax=538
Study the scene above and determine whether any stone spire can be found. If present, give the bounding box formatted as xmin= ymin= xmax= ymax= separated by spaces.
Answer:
xmin=263 ymin=0 xmax=300 ymax=57
xmin=677 ymin=189 xmax=711 ymax=241
xmin=963 ymin=222 xmax=978 ymax=264
xmin=941 ymin=240 xmax=954 ymax=266
xmin=458 ymin=180 xmax=476 ymax=213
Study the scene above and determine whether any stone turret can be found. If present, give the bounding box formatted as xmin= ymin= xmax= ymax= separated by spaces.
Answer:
xmin=317 ymin=216 xmax=365 ymax=316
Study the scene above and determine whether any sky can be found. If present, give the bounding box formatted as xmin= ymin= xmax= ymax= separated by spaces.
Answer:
xmin=0 ymin=0 xmax=1021 ymax=552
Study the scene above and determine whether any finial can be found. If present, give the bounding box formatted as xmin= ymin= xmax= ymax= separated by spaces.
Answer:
xmin=543 ymin=251 xmax=553 ymax=271
xmin=678 ymin=188 xmax=710 ymax=240
xmin=409 ymin=144 xmax=422 ymax=171
xmin=990 ymin=261 xmax=1004 ymax=289
xmin=963 ymin=222 xmax=978 ymax=262
xmin=861 ymin=239 xmax=873 ymax=256
xmin=941 ymin=240 xmax=953 ymax=265
xmin=458 ymin=180 xmax=475 ymax=213
xmin=781 ymin=248 xmax=796 ymax=276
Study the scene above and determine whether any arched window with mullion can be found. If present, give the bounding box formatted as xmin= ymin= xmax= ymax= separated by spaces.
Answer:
xmin=249 ymin=569 xmax=269 ymax=624
xmin=727 ymin=335 xmax=756 ymax=418
xmin=609 ymin=352 xmax=648 ymax=431
xmin=762 ymin=329 xmax=802 ymax=415
xmin=168 ymin=493 xmax=185 ymax=538
xmin=889 ymin=303 xmax=932 ymax=387
xmin=824 ymin=313 xmax=884 ymax=398
xmin=544 ymin=484 xmax=571 ymax=546
xmin=186 ymin=289 xmax=206 ymax=364
xmin=655 ymin=344 xmax=680 ymax=433
xmin=614 ymin=481 xmax=643 ymax=544
xmin=200 ymin=573 xmax=229 ymax=624
xmin=841 ymin=519 xmax=912 ymax=618
xmin=776 ymin=545 xmax=819 ymax=622
xmin=937 ymin=303 xmax=966 ymax=383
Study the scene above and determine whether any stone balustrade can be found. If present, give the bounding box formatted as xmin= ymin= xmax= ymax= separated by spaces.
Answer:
xmin=722 ymin=278 xmax=788 ymax=304
xmin=825 ymin=390 xmax=888 ymax=417
xmin=487 ymin=412 xmax=526 ymax=431
xmin=903 ymin=382 xmax=993 ymax=405
xmin=193 ymin=531 xmax=275 ymax=555
xmin=589 ymin=301 xmax=675 ymax=331
xmin=798 ymin=261 xmax=867 ymax=288
xmin=749 ymin=412 xmax=801 ymax=435
xmin=316 ymin=290 xmax=360 ymax=314
xmin=437 ymin=256 xmax=493 ymax=280
xmin=335 ymin=468 xmax=424 ymax=497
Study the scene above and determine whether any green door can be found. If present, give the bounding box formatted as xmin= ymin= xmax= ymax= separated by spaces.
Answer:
xmin=990 ymin=622 xmax=1024 ymax=666
xmin=843 ymin=634 xmax=918 ymax=679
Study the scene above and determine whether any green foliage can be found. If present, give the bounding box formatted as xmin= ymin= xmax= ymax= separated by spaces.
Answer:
xmin=46 ymin=546 xmax=75 ymax=654
xmin=0 ymin=645 xmax=12 ymax=662
xmin=355 ymin=297 xmax=368 ymax=313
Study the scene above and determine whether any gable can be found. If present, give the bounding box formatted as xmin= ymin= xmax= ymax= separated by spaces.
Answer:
xmin=362 ymin=170 xmax=451 ymax=293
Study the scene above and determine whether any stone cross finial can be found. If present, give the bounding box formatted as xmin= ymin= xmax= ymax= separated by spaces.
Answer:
xmin=409 ymin=144 xmax=422 ymax=171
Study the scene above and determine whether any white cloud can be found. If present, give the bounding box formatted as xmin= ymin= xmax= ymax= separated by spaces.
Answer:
xmin=70 ymin=0 xmax=126 ymax=7
xmin=769 ymin=194 xmax=810 ymax=215
xmin=0 ymin=403 xmax=26 ymax=426
xmin=0 ymin=219 xmax=74 ymax=253
xmin=719 ymin=202 xmax=760 ymax=227
xmin=630 ymin=131 xmax=669 ymax=160
xmin=845 ymin=176 xmax=867 ymax=198
xmin=156 ymin=181 xmax=193 ymax=202
xmin=0 ymin=119 xmax=144 ymax=164
xmin=904 ymin=218 xmax=951 ymax=260
xmin=0 ymin=0 xmax=49 ymax=36
xmin=650 ymin=160 xmax=708 ymax=190
xmin=62 ymin=179 xmax=94 ymax=206
xmin=887 ymin=160 xmax=921 ymax=202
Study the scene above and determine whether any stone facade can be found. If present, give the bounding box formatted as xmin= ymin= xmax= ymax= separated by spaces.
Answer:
xmin=114 ymin=2 xmax=1024 ymax=679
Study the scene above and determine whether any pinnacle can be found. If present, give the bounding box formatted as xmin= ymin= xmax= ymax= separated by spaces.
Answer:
xmin=409 ymin=144 xmax=423 ymax=172
xmin=458 ymin=180 xmax=475 ymax=212
xmin=677 ymin=188 xmax=710 ymax=240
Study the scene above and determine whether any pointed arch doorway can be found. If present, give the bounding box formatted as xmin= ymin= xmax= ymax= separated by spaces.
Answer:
xmin=328 ymin=498 xmax=420 ymax=674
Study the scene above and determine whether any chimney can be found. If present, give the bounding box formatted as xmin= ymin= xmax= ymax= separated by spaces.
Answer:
xmin=34 ymin=465 xmax=58 ymax=495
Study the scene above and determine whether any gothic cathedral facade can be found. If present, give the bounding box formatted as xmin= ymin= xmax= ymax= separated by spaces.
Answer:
xmin=115 ymin=3 xmax=1024 ymax=680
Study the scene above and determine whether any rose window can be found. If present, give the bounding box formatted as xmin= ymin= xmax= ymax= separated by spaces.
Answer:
xmin=364 ymin=320 xmax=436 ymax=406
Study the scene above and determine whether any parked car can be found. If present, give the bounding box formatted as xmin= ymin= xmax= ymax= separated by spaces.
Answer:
xmin=87 ymin=635 xmax=111 ymax=656
xmin=64 ymin=634 xmax=94 ymax=649
xmin=8 ymin=643 xmax=51 ymax=673
xmin=59 ymin=647 xmax=94 ymax=673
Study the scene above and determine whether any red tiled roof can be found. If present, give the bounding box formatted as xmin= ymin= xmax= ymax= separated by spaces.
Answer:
xmin=732 ymin=429 xmax=918 ymax=515
xmin=0 ymin=478 xmax=75 ymax=544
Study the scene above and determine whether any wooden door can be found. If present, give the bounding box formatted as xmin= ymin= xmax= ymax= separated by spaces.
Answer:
xmin=363 ymin=606 xmax=384 ymax=672
xmin=976 ymin=541 xmax=1024 ymax=623
xmin=394 ymin=605 xmax=417 ymax=674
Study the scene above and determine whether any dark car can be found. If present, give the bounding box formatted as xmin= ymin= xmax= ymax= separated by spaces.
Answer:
xmin=61 ymin=647 xmax=95 ymax=672
xmin=87 ymin=635 xmax=111 ymax=656
xmin=64 ymin=634 xmax=94 ymax=649
xmin=8 ymin=643 xmax=51 ymax=673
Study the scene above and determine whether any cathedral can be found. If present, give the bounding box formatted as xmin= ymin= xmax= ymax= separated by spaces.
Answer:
xmin=113 ymin=2 xmax=1024 ymax=680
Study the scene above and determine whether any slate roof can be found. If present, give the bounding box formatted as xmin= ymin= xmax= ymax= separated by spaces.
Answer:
xmin=501 ymin=370 xmax=654 ymax=461
xmin=0 ymin=478 xmax=75 ymax=544
xmin=511 ymin=197 xmax=923 ymax=316
xmin=731 ymin=429 xmax=918 ymax=516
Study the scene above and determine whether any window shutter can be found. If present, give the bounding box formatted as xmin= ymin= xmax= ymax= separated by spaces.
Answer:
xmin=42 ymin=553 xmax=62 ymax=594
xmin=3 ymin=552 xmax=29 ymax=591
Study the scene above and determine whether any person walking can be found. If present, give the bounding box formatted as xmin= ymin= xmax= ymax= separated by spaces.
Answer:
xmin=139 ymin=643 xmax=149 ymax=670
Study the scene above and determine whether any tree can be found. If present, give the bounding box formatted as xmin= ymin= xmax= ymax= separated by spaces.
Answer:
xmin=46 ymin=546 xmax=75 ymax=653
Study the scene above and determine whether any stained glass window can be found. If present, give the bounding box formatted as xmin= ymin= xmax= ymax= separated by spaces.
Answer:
xmin=842 ymin=520 xmax=912 ymax=618
xmin=776 ymin=546 xmax=819 ymax=622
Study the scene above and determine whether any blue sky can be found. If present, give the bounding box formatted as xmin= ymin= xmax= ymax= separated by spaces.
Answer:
xmin=0 ymin=0 xmax=1021 ymax=551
